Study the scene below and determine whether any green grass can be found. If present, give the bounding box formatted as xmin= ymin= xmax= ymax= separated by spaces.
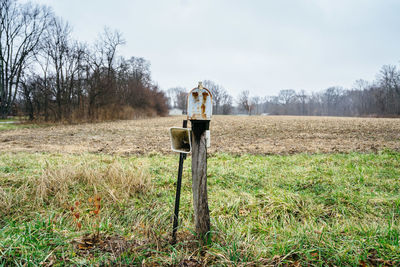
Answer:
xmin=0 ymin=123 xmax=40 ymax=131
xmin=0 ymin=116 xmax=29 ymax=122
xmin=0 ymin=118 xmax=41 ymax=131
xmin=0 ymin=151 xmax=399 ymax=265
xmin=0 ymin=116 xmax=43 ymax=131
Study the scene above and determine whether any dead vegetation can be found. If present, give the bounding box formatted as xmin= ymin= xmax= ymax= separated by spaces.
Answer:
xmin=0 ymin=115 xmax=399 ymax=155
xmin=0 ymin=157 xmax=151 ymax=218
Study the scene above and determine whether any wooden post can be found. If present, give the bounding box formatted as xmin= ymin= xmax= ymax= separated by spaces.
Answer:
xmin=191 ymin=121 xmax=210 ymax=244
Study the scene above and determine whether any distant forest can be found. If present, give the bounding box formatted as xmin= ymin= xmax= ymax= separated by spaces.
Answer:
xmin=168 ymin=64 xmax=400 ymax=117
xmin=2 ymin=0 xmax=399 ymax=122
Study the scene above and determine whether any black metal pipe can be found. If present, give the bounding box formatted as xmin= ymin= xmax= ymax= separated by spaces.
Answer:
xmin=171 ymin=120 xmax=187 ymax=245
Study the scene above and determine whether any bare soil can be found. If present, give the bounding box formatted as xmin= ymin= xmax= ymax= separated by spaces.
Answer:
xmin=0 ymin=115 xmax=399 ymax=155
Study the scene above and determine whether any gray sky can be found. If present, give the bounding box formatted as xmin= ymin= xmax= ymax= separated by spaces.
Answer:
xmin=28 ymin=0 xmax=400 ymax=96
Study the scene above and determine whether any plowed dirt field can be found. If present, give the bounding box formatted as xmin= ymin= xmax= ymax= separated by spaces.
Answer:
xmin=1 ymin=116 xmax=399 ymax=155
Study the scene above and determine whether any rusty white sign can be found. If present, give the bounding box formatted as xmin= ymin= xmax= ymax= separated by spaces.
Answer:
xmin=187 ymin=83 xmax=212 ymax=120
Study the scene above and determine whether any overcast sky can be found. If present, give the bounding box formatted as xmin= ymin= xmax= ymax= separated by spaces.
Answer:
xmin=27 ymin=0 xmax=400 ymax=96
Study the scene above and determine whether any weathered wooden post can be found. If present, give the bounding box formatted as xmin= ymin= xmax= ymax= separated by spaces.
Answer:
xmin=187 ymin=82 xmax=212 ymax=244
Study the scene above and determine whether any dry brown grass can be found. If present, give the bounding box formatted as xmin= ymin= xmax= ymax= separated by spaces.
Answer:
xmin=35 ymin=160 xmax=150 ymax=204
xmin=0 ymin=157 xmax=151 ymax=218
xmin=0 ymin=115 xmax=399 ymax=155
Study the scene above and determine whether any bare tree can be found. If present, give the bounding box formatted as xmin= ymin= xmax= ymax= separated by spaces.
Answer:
xmin=96 ymin=27 xmax=125 ymax=77
xmin=221 ymin=93 xmax=233 ymax=114
xmin=20 ymin=75 xmax=36 ymax=120
xmin=251 ymin=96 xmax=261 ymax=115
xmin=34 ymin=45 xmax=52 ymax=121
xmin=202 ymin=80 xmax=224 ymax=114
xmin=278 ymin=89 xmax=295 ymax=105
xmin=87 ymin=27 xmax=125 ymax=118
xmin=278 ymin=89 xmax=295 ymax=114
xmin=296 ymin=90 xmax=308 ymax=115
xmin=323 ymin=87 xmax=343 ymax=115
xmin=351 ymin=79 xmax=370 ymax=115
xmin=167 ymin=87 xmax=187 ymax=111
xmin=378 ymin=65 xmax=400 ymax=114
xmin=44 ymin=18 xmax=72 ymax=120
xmin=0 ymin=0 xmax=51 ymax=118
xmin=238 ymin=90 xmax=251 ymax=114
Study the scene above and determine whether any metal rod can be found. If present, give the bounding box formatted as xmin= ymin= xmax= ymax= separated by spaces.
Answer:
xmin=171 ymin=120 xmax=187 ymax=245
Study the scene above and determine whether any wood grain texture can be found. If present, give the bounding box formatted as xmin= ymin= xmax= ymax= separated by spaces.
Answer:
xmin=191 ymin=121 xmax=210 ymax=243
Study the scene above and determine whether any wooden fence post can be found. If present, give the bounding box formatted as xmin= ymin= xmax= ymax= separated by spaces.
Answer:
xmin=191 ymin=120 xmax=210 ymax=244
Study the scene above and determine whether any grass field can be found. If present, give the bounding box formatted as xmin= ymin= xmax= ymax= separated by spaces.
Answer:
xmin=0 ymin=116 xmax=400 ymax=266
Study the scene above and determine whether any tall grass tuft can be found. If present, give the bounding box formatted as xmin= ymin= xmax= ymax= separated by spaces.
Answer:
xmin=0 ymin=156 xmax=151 ymax=219
xmin=34 ymin=159 xmax=151 ymax=206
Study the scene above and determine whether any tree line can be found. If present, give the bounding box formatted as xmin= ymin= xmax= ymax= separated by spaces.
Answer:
xmin=1 ymin=0 xmax=168 ymax=121
xmin=168 ymin=64 xmax=400 ymax=117
xmin=241 ymin=64 xmax=400 ymax=117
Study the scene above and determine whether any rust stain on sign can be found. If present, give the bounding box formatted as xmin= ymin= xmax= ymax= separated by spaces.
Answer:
xmin=202 ymin=92 xmax=208 ymax=102
xmin=201 ymin=104 xmax=206 ymax=118
xmin=201 ymin=92 xmax=209 ymax=118
xmin=192 ymin=92 xmax=199 ymax=102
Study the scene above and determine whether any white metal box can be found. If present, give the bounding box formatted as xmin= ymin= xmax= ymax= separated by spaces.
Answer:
xmin=187 ymin=86 xmax=212 ymax=120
